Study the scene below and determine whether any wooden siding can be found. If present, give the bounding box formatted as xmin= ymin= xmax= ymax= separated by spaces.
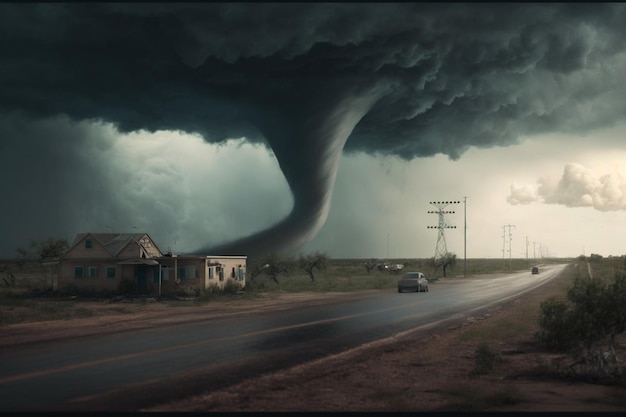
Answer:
xmin=64 ymin=235 xmax=113 ymax=259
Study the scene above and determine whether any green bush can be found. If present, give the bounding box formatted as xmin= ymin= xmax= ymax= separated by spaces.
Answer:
xmin=195 ymin=281 xmax=243 ymax=302
xmin=535 ymin=297 xmax=575 ymax=351
xmin=472 ymin=343 xmax=500 ymax=375
xmin=223 ymin=279 xmax=242 ymax=294
xmin=536 ymin=273 xmax=626 ymax=380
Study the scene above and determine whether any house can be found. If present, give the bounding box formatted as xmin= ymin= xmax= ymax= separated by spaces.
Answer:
xmin=59 ymin=232 xmax=246 ymax=295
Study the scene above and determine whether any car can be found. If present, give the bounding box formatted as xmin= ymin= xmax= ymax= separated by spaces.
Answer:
xmin=531 ymin=266 xmax=539 ymax=274
xmin=397 ymin=271 xmax=429 ymax=293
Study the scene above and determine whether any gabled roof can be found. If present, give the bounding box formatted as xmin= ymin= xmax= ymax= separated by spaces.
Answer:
xmin=67 ymin=232 xmax=163 ymax=257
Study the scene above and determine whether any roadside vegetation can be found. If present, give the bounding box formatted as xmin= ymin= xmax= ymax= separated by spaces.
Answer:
xmin=535 ymin=254 xmax=626 ymax=384
xmin=1 ymin=247 xmax=566 ymax=326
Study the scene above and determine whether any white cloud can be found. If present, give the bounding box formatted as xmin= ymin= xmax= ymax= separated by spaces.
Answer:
xmin=507 ymin=183 xmax=539 ymax=205
xmin=509 ymin=162 xmax=626 ymax=211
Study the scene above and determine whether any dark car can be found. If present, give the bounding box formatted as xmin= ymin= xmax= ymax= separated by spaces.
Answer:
xmin=397 ymin=271 xmax=429 ymax=293
xmin=531 ymin=266 xmax=539 ymax=274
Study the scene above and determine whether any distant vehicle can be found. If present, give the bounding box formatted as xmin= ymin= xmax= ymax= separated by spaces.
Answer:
xmin=397 ymin=271 xmax=429 ymax=293
xmin=531 ymin=266 xmax=539 ymax=274
xmin=376 ymin=262 xmax=404 ymax=272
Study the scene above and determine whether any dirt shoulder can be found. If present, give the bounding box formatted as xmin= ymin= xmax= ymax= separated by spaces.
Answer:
xmin=3 ymin=280 xmax=626 ymax=411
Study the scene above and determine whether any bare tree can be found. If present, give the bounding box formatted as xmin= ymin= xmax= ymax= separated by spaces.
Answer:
xmin=249 ymin=252 xmax=290 ymax=285
xmin=0 ymin=264 xmax=16 ymax=287
xmin=432 ymin=252 xmax=457 ymax=278
xmin=16 ymin=237 xmax=69 ymax=263
xmin=298 ymin=251 xmax=328 ymax=282
xmin=364 ymin=259 xmax=378 ymax=273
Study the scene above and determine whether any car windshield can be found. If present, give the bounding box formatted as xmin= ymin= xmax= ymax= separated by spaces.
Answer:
xmin=402 ymin=273 xmax=419 ymax=279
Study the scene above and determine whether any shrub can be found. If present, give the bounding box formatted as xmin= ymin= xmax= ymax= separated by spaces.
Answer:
xmin=223 ymin=279 xmax=242 ymax=294
xmin=117 ymin=278 xmax=136 ymax=295
xmin=472 ymin=343 xmax=500 ymax=375
xmin=535 ymin=297 xmax=575 ymax=351
xmin=58 ymin=283 xmax=80 ymax=296
xmin=536 ymin=273 xmax=626 ymax=380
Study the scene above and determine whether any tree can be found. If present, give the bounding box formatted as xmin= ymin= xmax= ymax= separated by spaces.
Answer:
xmin=298 ymin=251 xmax=328 ymax=282
xmin=16 ymin=237 xmax=69 ymax=263
xmin=363 ymin=259 xmax=379 ymax=274
xmin=248 ymin=252 xmax=290 ymax=285
xmin=0 ymin=264 xmax=16 ymax=287
xmin=431 ymin=252 xmax=457 ymax=277
xmin=589 ymin=253 xmax=603 ymax=263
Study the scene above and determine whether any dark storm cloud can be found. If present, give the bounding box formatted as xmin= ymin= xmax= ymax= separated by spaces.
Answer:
xmin=2 ymin=3 xmax=626 ymax=256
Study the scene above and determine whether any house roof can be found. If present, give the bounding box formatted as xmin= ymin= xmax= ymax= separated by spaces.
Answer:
xmin=69 ymin=233 xmax=162 ymax=257
xmin=117 ymin=258 xmax=159 ymax=265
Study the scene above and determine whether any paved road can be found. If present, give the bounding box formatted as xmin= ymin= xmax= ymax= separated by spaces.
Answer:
xmin=0 ymin=264 xmax=567 ymax=411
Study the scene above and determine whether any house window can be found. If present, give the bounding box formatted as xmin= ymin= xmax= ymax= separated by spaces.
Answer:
xmin=237 ymin=266 xmax=244 ymax=281
xmin=178 ymin=266 xmax=197 ymax=280
xmin=218 ymin=266 xmax=224 ymax=281
xmin=231 ymin=267 xmax=236 ymax=278
xmin=161 ymin=267 xmax=170 ymax=281
xmin=106 ymin=266 xmax=116 ymax=278
xmin=208 ymin=267 xmax=214 ymax=280
xmin=85 ymin=239 xmax=93 ymax=249
xmin=74 ymin=266 xmax=84 ymax=279
xmin=88 ymin=266 xmax=98 ymax=278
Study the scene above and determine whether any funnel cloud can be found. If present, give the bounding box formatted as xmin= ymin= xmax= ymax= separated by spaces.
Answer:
xmin=2 ymin=3 xmax=626 ymax=257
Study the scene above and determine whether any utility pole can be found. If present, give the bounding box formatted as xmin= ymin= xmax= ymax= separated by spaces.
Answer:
xmin=525 ymin=236 xmax=529 ymax=267
xmin=502 ymin=224 xmax=516 ymax=270
xmin=464 ymin=196 xmax=467 ymax=277
xmin=501 ymin=226 xmax=506 ymax=262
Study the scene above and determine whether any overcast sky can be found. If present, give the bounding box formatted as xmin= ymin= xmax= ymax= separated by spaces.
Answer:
xmin=1 ymin=3 xmax=626 ymax=260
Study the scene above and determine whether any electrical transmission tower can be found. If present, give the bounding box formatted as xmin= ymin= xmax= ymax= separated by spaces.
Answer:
xmin=501 ymin=224 xmax=516 ymax=269
xmin=427 ymin=201 xmax=459 ymax=262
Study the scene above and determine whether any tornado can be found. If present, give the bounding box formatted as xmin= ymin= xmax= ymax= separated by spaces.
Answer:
xmin=197 ymin=83 xmax=386 ymax=257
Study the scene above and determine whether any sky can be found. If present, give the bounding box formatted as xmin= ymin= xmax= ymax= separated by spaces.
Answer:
xmin=1 ymin=3 xmax=626 ymax=260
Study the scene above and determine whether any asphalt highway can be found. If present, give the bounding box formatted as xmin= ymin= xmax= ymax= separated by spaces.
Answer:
xmin=0 ymin=264 xmax=567 ymax=411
